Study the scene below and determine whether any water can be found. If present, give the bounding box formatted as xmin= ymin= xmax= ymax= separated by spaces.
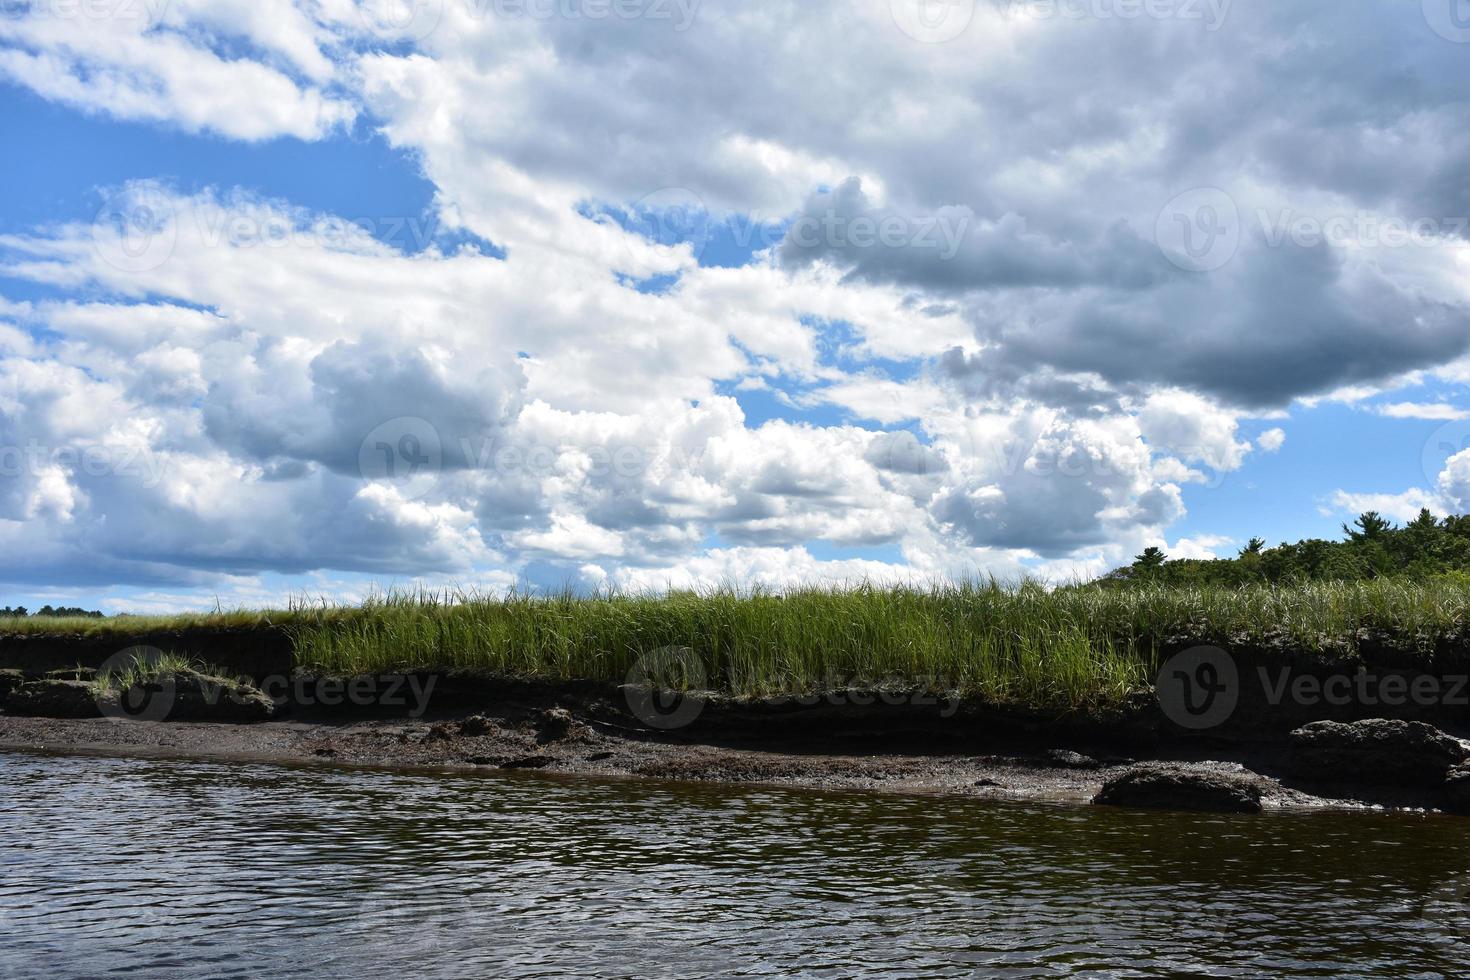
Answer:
xmin=2 ymin=750 xmax=1468 ymax=978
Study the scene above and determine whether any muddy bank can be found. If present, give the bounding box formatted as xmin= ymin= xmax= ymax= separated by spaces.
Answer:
xmin=2 ymin=675 xmax=1468 ymax=815
xmin=0 ymin=712 xmax=1298 ymax=808
xmin=0 ymin=626 xmax=292 ymax=680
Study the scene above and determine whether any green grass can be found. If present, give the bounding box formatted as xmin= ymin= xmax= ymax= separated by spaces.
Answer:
xmin=6 ymin=579 xmax=1470 ymax=711
xmin=90 ymin=651 xmax=215 ymax=695
xmin=0 ymin=606 xmax=332 ymax=638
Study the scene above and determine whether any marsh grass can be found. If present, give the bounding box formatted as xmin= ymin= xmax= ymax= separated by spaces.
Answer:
xmin=90 ymin=652 xmax=235 ymax=696
xmin=288 ymin=578 xmax=1470 ymax=710
xmin=8 ymin=579 xmax=1470 ymax=712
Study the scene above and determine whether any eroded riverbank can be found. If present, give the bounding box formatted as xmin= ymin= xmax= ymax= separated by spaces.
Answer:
xmin=1 ymin=695 xmax=1463 ymax=815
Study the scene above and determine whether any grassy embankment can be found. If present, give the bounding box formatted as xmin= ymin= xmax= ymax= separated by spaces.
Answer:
xmin=3 ymin=580 xmax=1469 ymax=711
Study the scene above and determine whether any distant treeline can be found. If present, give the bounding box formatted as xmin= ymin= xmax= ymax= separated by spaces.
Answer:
xmin=1105 ymin=510 xmax=1470 ymax=585
xmin=0 ymin=605 xmax=106 ymax=619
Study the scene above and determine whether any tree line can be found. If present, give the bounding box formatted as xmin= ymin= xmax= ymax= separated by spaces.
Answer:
xmin=1105 ymin=509 xmax=1470 ymax=585
xmin=0 ymin=605 xmax=106 ymax=619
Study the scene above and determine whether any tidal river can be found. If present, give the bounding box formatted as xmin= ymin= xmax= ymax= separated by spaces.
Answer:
xmin=2 ymin=749 xmax=1468 ymax=977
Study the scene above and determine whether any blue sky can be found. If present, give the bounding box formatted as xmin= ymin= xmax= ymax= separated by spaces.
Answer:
xmin=0 ymin=2 xmax=1468 ymax=612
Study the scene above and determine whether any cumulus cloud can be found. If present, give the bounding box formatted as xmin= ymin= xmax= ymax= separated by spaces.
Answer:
xmin=0 ymin=4 xmax=353 ymax=140
xmin=1256 ymin=428 xmax=1287 ymax=453
xmin=3 ymin=0 xmax=1470 ymax=599
xmin=1327 ymin=488 xmax=1443 ymax=526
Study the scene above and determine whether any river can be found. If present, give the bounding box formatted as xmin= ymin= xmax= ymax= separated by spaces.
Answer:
xmin=2 ymin=750 xmax=1467 ymax=977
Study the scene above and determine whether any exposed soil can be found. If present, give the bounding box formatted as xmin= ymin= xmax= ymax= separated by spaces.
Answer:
xmin=1 ymin=686 xmax=1461 ymax=814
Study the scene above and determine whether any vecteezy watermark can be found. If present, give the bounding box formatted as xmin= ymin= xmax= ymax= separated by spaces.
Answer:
xmin=258 ymin=674 xmax=439 ymax=717
xmin=194 ymin=208 xmax=442 ymax=254
xmin=359 ymin=417 xmax=444 ymax=501
xmin=783 ymin=209 xmax=971 ymax=261
xmin=347 ymin=888 xmax=478 ymax=956
xmin=1156 ymin=646 xmax=1240 ymax=729
xmin=1004 ymin=0 xmax=1231 ymax=30
xmin=2 ymin=0 xmax=171 ymax=25
xmin=96 ymin=645 xmax=176 ymax=722
xmin=1154 ymin=187 xmax=1241 ymax=273
xmin=357 ymin=0 xmax=700 ymax=41
xmin=611 ymin=187 xmax=972 ymax=271
xmin=358 ymin=0 xmax=445 ymax=41
xmin=92 ymin=188 xmax=178 ymax=275
xmin=467 ymin=0 xmax=700 ymax=29
xmin=1422 ymin=0 xmax=1470 ymax=43
xmin=0 ymin=440 xmax=167 ymax=489
xmin=623 ymin=646 xmax=709 ymax=730
xmin=1256 ymin=210 xmax=1470 ymax=251
xmin=1156 ymin=645 xmax=1470 ymax=730
xmin=93 ymin=647 xmax=441 ymax=722
xmin=92 ymin=193 xmax=447 ymax=276
xmin=1417 ymin=873 xmax=1470 ymax=935
xmin=617 ymin=187 xmax=713 ymax=265
xmin=957 ymin=428 xmax=1239 ymax=490
xmin=456 ymin=438 xmax=654 ymax=479
xmin=890 ymin=0 xmax=975 ymax=42
xmin=1156 ymin=187 xmax=1470 ymax=272
xmin=1422 ymin=418 xmax=1470 ymax=489
xmin=622 ymin=647 xmax=964 ymax=731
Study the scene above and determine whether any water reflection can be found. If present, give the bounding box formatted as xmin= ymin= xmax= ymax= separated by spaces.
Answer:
xmin=2 ymin=750 xmax=1467 ymax=977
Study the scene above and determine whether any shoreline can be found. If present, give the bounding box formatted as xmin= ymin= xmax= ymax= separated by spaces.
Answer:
xmin=0 ymin=703 xmax=1455 ymax=816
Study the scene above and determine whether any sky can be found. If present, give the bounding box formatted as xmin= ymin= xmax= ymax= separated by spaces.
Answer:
xmin=0 ymin=0 xmax=1469 ymax=613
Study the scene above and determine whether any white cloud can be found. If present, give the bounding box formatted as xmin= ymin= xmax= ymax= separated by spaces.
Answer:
xmin=1327 ymin=488 xmax=1442 ymax=525
xmin=1169 ymin=535 xmax=1236 ymax=561
xmin=3 ymin=0 xmax=1470 ymax=597
xmin=1137 ymin=390 xmax=1254 ymax=473
xmin=0 ymin=4 xmax=353 ymax=140
xmin=1378 ymin=402 xmax=1470 ymax=421
xmin=1256 ymin=428 xmax=1287 ymax=453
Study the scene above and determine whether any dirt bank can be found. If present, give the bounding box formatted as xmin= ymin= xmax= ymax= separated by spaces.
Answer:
xmin=1 ymin=688 xmax=1461 ymax=815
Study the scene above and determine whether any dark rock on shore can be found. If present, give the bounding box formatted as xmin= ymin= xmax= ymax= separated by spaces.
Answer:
xmin=1094 ymin=763 xmax=1266 ymax=814
xmin=42 ymin=667 xmax=97 ymax=682
xmin=140 ymin=671 xmax=276 ymax=722
xmin=0 ymin=669 xmax=24 ymax=702
xmin=459 ymin=714 xmax=498 ymax=737
xmin=7 ymin=670 xmax=275 ymax=722
xmin=1042 ymin=749 xmax=1104 ymax=770
xmin=534 ymin=707 xmax=587 ymax=743
xmin=1444 ymin=766 xmax=1470 ymax=815
xmin=1284 ymin=719 xmax=1469 ymax=786
xmin=7 ymin=679 xmax=103 ymax=718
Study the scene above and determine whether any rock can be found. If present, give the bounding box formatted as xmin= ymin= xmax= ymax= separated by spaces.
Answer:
xmin=120 ymin=671 xmax=276 ymax=723
xmin=500 ymin=755 xmax=554 ymax=770
xmin=1042 ymin=749 xmax=1104 ymax=770
xmin=42 ymin=667 xmax=97 ymax=682
xmin=1445 ymin=766 xmax=1470 ymax=815
xmin=534 ymin=707 xmax=580 ymax=742
xmin=6 ymin=679 xmax=103 ymax=718
xmin=0 ymin=669 xmax=25 ymax=702
xmin=458 ymin=714 xmax=498 ymax=737
xmin=426 ymin=723 xmax=457 ymax=741
xmin=1285 ymin=719 xmax=1469 ymax=786
xmin=1093 ymin=763 xmax=1265 ymax=814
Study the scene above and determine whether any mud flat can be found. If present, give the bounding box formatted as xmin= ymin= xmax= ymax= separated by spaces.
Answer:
xmin=3 ymin=670 xmax=1469 ymax=816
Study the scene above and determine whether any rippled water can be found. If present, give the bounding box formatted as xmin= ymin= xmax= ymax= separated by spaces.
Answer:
xmin=2 ymin=750 xmax=1469 ymax=977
